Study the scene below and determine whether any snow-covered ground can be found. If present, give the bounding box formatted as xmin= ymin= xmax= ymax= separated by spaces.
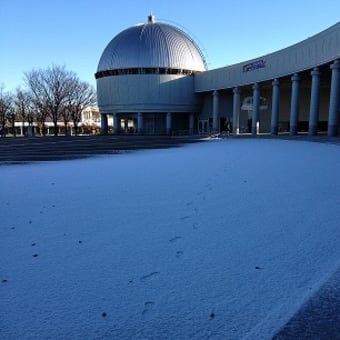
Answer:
xmin=1 ymin=139 xmax=340 ymax=340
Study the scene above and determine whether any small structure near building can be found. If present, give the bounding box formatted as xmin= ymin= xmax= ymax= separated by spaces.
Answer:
xmin=9 ymin=107 xmax=101 ymax=137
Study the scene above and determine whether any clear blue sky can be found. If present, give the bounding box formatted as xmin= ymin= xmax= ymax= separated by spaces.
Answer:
xmin=1 ymin=0 xmax=339 ymax=92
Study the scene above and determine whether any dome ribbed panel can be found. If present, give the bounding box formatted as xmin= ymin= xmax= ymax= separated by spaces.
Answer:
xmin=97 ymin=21 xmax=207 ymax=72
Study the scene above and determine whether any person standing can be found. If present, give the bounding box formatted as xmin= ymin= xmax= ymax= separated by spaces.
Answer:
xmin=226 ymin=119 xmax=232 ymax=136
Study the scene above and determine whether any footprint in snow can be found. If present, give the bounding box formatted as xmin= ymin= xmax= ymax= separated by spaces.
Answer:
xmin=175 ymin=251 xmax=183 ymax=259
xmin=169 ymin=236 xmax=182 ymax=243
xmin=140 ymin=272 xmax=160 ymax=282
xmin=142 ymin=301 xmax=156 ymax=320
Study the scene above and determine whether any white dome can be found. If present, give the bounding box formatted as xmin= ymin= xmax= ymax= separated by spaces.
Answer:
xmin=96 ymin=15 xmax=207 ymax=76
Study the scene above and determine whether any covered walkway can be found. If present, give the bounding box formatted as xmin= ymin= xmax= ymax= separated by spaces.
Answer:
xmin=195 ymin=22 xmax=340 ymax=137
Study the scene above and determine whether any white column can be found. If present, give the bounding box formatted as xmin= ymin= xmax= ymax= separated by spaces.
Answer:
xmin=308 ymin=68 xmax=321 ymax=136
xmin=328 ymin=60 xmax=340 ymax=136
xmin=252 ymin=83 xmax=260 ymax=135
xmin=232 ymin=87 xmax=240 ymax=134
xmin=271 ymin=78 xmax=280 ymax=135
xmin=100 ymin=113 xmax=108 ymax=135
xmin=166 ymin=112 xmax=172 ymax=135
xmin=189 ymin=113 xmax=195 ymax=134
xmin=113 ymin=113 xmax=119 ymax=134
xmin=137 ymin=112 xmax=143 ymax=135
xmin=212 ymin=90 xmax=219 ymax=132
xmin=27 ymin=125 xmax=34 ymax=137
xmin=290 ymin=73 xmax=300 ymax=135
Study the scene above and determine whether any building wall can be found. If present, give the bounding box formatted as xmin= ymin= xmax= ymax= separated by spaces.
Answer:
xmin=194 ymin=22 xmax=340 ymax=92
xmin=97 ymin=74 xmax=200 ymax=113
xmin=200 ymin=94 xmax=213 ymax=120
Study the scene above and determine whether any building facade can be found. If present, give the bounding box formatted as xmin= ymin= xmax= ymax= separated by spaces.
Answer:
xmin=96 ymin=18 xmax=340 ymax=137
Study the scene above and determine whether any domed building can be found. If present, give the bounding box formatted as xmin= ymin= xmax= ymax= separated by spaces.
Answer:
xmin=96 ymin=15 xmax=207 ymax=135
xmin=97 ymin=18 xmax=340 ymax=137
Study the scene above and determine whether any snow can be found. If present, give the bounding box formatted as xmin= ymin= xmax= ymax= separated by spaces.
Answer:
xmin=1 ymin=138 xmax=340 ymax=340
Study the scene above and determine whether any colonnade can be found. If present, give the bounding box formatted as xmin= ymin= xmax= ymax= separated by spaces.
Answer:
xmin=211 ymin=59 xmax=340 ymax=136
xmin=100 ymin=112 xmax=196 ymax=135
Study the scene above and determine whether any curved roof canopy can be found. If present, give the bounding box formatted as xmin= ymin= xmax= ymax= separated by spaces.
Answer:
xmin=97 ymin=15 xmax=207 ymax=75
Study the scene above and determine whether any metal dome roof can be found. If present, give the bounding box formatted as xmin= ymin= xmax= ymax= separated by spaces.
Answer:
xmin=97 ymin=15 xmax=207 ymax=73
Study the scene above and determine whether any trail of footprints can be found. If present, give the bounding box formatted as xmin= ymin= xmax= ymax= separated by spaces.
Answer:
xmin=137 ymin=185 xmax=210 ymax=320
xmin=138 ymin=170 xmax=230 ymax=320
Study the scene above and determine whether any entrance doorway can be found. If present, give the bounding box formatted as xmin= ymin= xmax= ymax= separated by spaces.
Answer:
xmin=120 ymin=118 xmax=136 ymax=133
xmin=198 ymin=120 xmax=209 ymax=134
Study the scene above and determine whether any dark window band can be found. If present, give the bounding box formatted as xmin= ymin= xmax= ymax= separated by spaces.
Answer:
xmin=95 ymin=67 xmax=198 ymax=79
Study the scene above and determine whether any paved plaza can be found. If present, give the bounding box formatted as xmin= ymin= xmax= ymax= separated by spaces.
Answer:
xmin=1 ymin=134 xmax=339 ymax=339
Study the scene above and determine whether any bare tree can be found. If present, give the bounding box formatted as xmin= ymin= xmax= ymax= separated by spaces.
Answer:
xmin=0 ymin=87 xmax=13 ymax=137
xmin=25 ymin=65 xmax=75 ymax=136
xmin=7 ymin=103 xmax=16 ymax=136
xmin=66 ymin=80 xmax=97 ymax=135
xmin=59 ymin=76 xmax=76 ymax=136
xmin=15 ymin=88 xmax=35 ymax=136
xmin=59 ymin=104 xmax=72 ymax=135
